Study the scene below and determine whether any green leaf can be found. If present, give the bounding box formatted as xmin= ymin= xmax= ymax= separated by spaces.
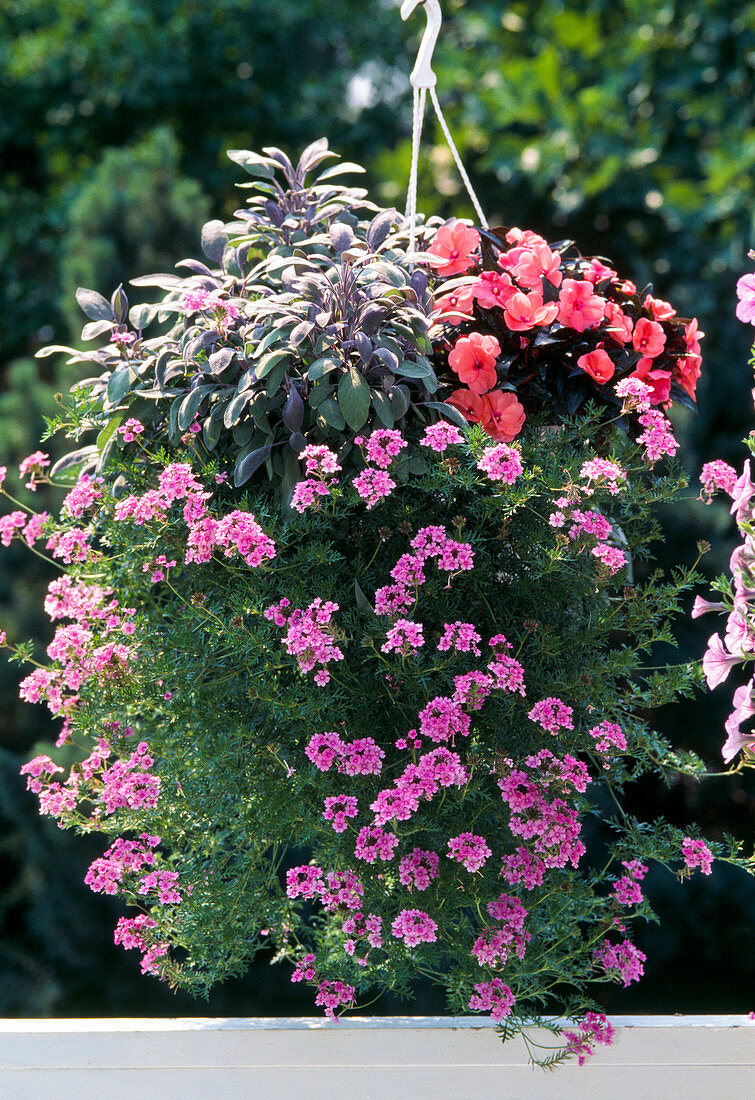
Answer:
xmin=422 ymin=401 xmax=470 ymax=431
xmin=106 ymin=367 xmax=134 ymax=406
xmin=234 ymin=444 xmax=273 ymax=486
xmin=337 ymin=367 xmax=371 ymax=431
xmin=255 ymin=349 xmax=290 ymax=379
xmin=394 ymin=359 xmax=433 ymax=379
xmin=96 ymin=413 xmax=123 ymax=451
xmin=371 ymin=390 xmax=394 ymax=427
xmin=319 ymin=397 xmax=346 ymax=431
xmin=177 ymin=386 xmax=214 ymax=430
xmin=224 ymin=390 xmax=253 ymax=428
xmin=307 ymin=355 xmax=341 ymax=381
xmin=354 ymin=578 xmax=377 ymax=619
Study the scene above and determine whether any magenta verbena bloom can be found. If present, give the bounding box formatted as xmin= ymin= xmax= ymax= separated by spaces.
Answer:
xmin=563 ymin=1012 xmax=615 ymax=1066
xmin=528 ymin=696 xmax=574 ymax=734
xmin=352 ymin=467 xmax=396 ymax=509
xmin=468 ymin=978 xmax=515 ymax=1021
xmin=420 ymin=421 xmax=464 ymax=452
xmin=447 ymin=831 xmax=492 ymax=872
xmin=477 ymin=443 xmax=523 ymax=484
xmin=390 ymin=908 xmax=438 ymax=946
xmin=682 ymin=837 xmax=713 ymax=875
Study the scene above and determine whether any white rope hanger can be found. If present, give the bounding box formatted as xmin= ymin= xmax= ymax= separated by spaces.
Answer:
xmin=400 ymin=0 xmax=488 ymax=253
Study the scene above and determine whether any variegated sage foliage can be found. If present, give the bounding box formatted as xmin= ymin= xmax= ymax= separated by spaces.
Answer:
xmin=38 ymin=139 xmax=446 ymax=501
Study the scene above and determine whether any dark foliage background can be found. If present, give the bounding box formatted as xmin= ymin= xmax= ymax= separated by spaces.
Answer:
xmin=0 ymin=0 xmax=753 ymax=1017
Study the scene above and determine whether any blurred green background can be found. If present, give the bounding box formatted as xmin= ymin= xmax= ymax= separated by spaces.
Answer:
xmin=1 ymin=0 xmax=754 ymax=1018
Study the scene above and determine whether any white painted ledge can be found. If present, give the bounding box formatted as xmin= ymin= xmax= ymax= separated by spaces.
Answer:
xmin=1 ymin=1016 xmax=753 ymax=1100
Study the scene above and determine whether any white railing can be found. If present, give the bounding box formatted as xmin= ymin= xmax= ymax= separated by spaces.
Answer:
xmin=1 ymin=1015 xmax=753 ymax=1099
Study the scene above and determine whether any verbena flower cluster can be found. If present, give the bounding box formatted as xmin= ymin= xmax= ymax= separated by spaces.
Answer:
xmin=2 ymin=145 xmax=752 ymax=1071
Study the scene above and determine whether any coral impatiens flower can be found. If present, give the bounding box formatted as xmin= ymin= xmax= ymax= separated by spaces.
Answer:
xmin=472 ymin=271 xmax=516 ymax=310
xmin=448 ymin=332 xmax=500 ymax=394
xmin=577 ymin=349 xmax=614 ymax=384
xmin=432 ymin=284 xmax=476 ymax=323
xmin=426 ymin=220 xmax=480 ymax=276
xmin=603 ymin=301 xmax=634 ymax=345
xmin=482 ymin=390 xmax=526 ymax=442
xmin=446 ymin=388 xmax=526 ymax=442
xmin=632 ymin=318 xmax=666 ymax=359
xmin=511 ymin=241 xmax=563 ymax=289
xmin=632 ymin=359 xmax=672 ymax=404
xmin=557 ymin=279 xmax=606 ymax=332
xmin=503 ymin=290 xmax=558 ymax=332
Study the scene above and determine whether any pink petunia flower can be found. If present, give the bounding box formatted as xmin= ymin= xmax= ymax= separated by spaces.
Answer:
xmin=735 ymin=272 xmax=755 ymax=326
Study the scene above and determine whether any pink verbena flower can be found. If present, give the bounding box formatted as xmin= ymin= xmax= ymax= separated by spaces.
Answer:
xmin=563 ymin=1012 xmax=615 ymax=1066
xmin=315 ymin=979 xmax=356 ymax=1020
xmin=286 ymin=865 xmax=325 ymax=900
xmin=615 ymin=376 xmax=653 ymax=412
xmin=322 ymin=870 xmax=364 ymax=911
xmin=477 ymin=443 xmax=523 ymax=484
xmin=354 ymin=825 xmax=398 ymax=863
xmin=361 ymin=429 xmax=407 ymax=469
xmin=62 ymin=475 xmax=103 ymax=519
xmin=453 ymin=670 xmax=492 ymax=710
xmin=118 ymin=418 xmax=145 ymax=443
xmin=420 ymin=422 xmax=464 ymax=452
xmin=437 ymin=621 xmax=481 ymax=656
xmin=381 ymin=618 xmax=425 ymax=655
xmin=637 ymin=409 xmax=678 ymax=462
xmin=18 ymin=450 xmax=50 ymax=491
xmin=390 ymin=908 xmax=438 ymax=946
xmin=300 ymin=444 xmax=341 ymax=477
xmin=613 ymin=875 xmax=643 ymax=906
xmin=588 ymin=720 xmax=627 ymax=762
xmin=398 ymin=848 xmax=440 ymax=891
xmin=291 ymin=478 xmax=333 ymax=513
xmin=323 ymin=794 xmax=359 ymax=832
xmin=352 ymin=467 xmax=396 ymax=509
xmin=500 ymin=846 xmax=546 ymax=890
xmin=592 ymin=939 xmax=646 ymax=986
xmin=682 ymin=837 xmax=713 ymax=875
xmin=418 ymin=696 xmax=471 ymax=743
xmin=699 ymin=460 xmax=738 ymax=502
xmin=488 ymin=654 xmax=526 ymax=695
xmin=468 ymin=978 xmax=515 ymax=1021
xmin=591 ymin=543 xmax=628 ymax=575
xmin=580 ymin=458 xmax=626 ymax=496
xmin=528 ymin=697 xmax=574 ymax=734
xmin=447 ymin=832 xmax=492 ymax=872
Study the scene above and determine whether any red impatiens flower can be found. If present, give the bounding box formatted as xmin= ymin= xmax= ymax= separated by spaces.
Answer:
xmin=426 ymin=220 xmax=480 ymax=276
xmin=577 ymin=349 xmax=615 ymax=384
xmin=448 ymin=332 xmax=500 ymax=394
xmin=603 ymin=301 xmax=634 ymax=345
xmin=557 ymin=279 xmax=606 ymax=332
xmin=503 ymin=290 xmax=559 ymax=332
xmin=632 ymin=318 xmax=666 ymax=359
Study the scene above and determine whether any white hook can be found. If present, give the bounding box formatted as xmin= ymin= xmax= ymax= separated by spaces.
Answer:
xmin=401 ymin=0 xmax=441 ymax=89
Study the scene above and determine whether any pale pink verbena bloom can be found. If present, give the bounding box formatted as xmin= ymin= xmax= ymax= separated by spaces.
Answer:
xmin=477 ymin=443 xmax=523 ymax=484
xmin=637 ymin=409 xmax=678 ymax=462
xmin=579 ymin=458 xmax=627 ymax=496
xmin=699 ymin=460 xmax=738 ymax=502
xmin=118 ymin=418 xmax=145 ymax=443
xmin=62 ymin=475 xmax=103 ymax=519
xmin=591 ymin=542 xmax=628 ymax=575
xmin=18 ymin=450 xmax=50 ymax=491
xmin=291 ymin=479 xmax=332 ymax=513
xmin=681 ymin=837 xmax=713 ymax=875
xmin=360 ymin=428 xmax=408 ymax=469
xmin=420 ymin=422 xmax=464 ymax=452
xmin=615 ymin=376 xmax=653 ymax=412
xmin=0 ymin=466 xmax=7 ymax=488
xmin=300 ymin=444 xmax=341 ymax=477
xmin=352 ymin=467 xmax=396 ymax=509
